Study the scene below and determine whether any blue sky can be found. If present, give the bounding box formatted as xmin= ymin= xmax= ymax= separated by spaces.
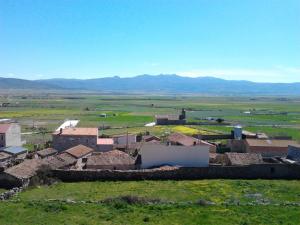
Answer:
xmin=0 ymin=0 xmax=299 ymax=82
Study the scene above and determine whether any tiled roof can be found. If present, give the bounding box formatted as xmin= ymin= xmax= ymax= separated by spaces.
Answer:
xmin=0 ymin=124 xmax=11 ymax=133
xmin=97 ymin=138 xmax=114 ymax=145
xmin=143 ymin=135 xmax=161 ymax=142
xmin=53 ymin=127 xmax=98 ymax=136
xmin=0 ymin=151 xmax=12 ymax=160
xmin=43 ymin=153 xmax=77 ymax=169
xmin=224 ymin=153 xmax=263 ymax=166
xmin=167 ymin=133 xmax=200 ymax=146
xmin=86 ymin=150 xmax=135 ymax=166
xmin=65 ymin=144 xmax=94 ymax=159
xmin=5 ymin=159 xmax=45 ymax=179
xmin=37 ymin=148 xmax=58 ymax=158
xmin=246 ymin=139 xmax=299 ymax=148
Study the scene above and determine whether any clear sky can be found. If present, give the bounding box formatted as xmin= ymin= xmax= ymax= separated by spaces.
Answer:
xmin=0 ymin=0 xmax=299 ymax=82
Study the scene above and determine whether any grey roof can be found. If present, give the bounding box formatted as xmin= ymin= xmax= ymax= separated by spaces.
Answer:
xmin=1 ymin=146 xmax=27 ymax=155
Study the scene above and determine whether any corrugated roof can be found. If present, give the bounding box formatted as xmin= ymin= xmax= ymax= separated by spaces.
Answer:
xmin=1 ymin=146 xmax=27 ymax=155
xmin=65 ymin=144 xmax=94 ymax=159
xmin=0 ymin=124 xmax=11 ymax=133
xmin=97 ymin=138 xmax=114 ymax=145
xmin=86 ymin=150 xmax=135 ymax=166
xmin=53 ymin=127 xmax=98 ymax=136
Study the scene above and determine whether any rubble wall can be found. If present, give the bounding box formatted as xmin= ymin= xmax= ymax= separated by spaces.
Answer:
xmin=53 ymin=164 xmax=300 ymax=182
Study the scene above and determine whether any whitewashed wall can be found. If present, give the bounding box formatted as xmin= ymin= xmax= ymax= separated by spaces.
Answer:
xmin=141 ymin=143 xmax=209 ymax=168
xmin=113 ymin=135 xmax=136 ymax=145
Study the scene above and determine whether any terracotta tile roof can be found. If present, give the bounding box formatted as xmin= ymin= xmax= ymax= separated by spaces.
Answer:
xmin=168 ymin=133 xmax=197 ymax=146
xmin=143 ymin=135 xmax=161 ymax=142
xmin=5 ymin=159 xmax=45 ymax=179
xmin=246 ymin=139 xmax=299 ymax=148
xmin=86 ymin=150 xmax=135 ymax=166
xmin=0 ymin=124 xmax=11 ymax=133
xmin=65 ymin=144 xmax=94 ymax=159
xmin=224 ymin=153 xmax=263 ymax=166
xmin=97 ymin=138 xmax=114 ymax=145
xmin=53 ymin=127 xmax=98 ymax=136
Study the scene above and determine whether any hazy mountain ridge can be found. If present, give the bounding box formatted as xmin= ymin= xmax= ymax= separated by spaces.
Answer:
xmin=1 ymin=75 xmax=299 ymax=95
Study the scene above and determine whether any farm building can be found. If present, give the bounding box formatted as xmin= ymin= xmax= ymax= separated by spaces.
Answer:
xmin=85 ymin=150 xmax=136 ymax=170
xmin=0 ymin=123 xmax=22 ymax=148
xmin=155 ymin=109 xmax=186 ymax=125
xmin=245 ymin=139 xmax=299 ymax=157
xmin=140 ymin=143 xmax=209 ymax=169
xmin=0 ymin=159 xmax=46 ymax=188
xmin=52 ymin=127 xmax=99 ymax=151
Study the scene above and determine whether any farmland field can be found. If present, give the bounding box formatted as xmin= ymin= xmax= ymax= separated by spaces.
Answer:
xmin=0 ymin=180 xmax=300 ymax=224
xmin=1 ymin=93 xmax=300 ymax=224
xmin=1 ymin=93 xmax=300 ymax=150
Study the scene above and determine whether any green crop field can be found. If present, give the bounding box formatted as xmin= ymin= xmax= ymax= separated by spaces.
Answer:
xmin=1 ymin=94 xmax=300 ymax=150
xmin=1 ymin=180 xmax=300 ymax=224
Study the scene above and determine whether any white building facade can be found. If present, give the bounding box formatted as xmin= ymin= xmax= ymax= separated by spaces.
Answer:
xmin=141 ymin=143 xmax=209 ymax=169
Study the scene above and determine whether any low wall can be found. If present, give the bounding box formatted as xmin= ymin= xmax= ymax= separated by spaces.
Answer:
xmin=53 ymin=164 xmax=300 ymax=182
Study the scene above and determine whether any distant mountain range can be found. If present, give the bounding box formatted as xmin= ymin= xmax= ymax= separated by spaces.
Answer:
xmin=1 ymin=75 xmax=299 ymax=95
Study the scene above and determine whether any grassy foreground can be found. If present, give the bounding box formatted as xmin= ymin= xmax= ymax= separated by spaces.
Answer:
xmin=0 ymin=180 xmax=300 ymax=224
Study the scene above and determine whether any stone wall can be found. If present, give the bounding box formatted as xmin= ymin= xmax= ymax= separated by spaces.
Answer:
xmin=0 ymin=172 xmax=24 ymax=189
xmin=52 ymin=134 xmax=97 ymax=151
xmin=53 ymin=164 xmax=300 ymax=182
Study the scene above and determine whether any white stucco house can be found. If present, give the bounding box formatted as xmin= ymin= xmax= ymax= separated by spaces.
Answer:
xmin=140 ymin=143 xmax=209 ymax=169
